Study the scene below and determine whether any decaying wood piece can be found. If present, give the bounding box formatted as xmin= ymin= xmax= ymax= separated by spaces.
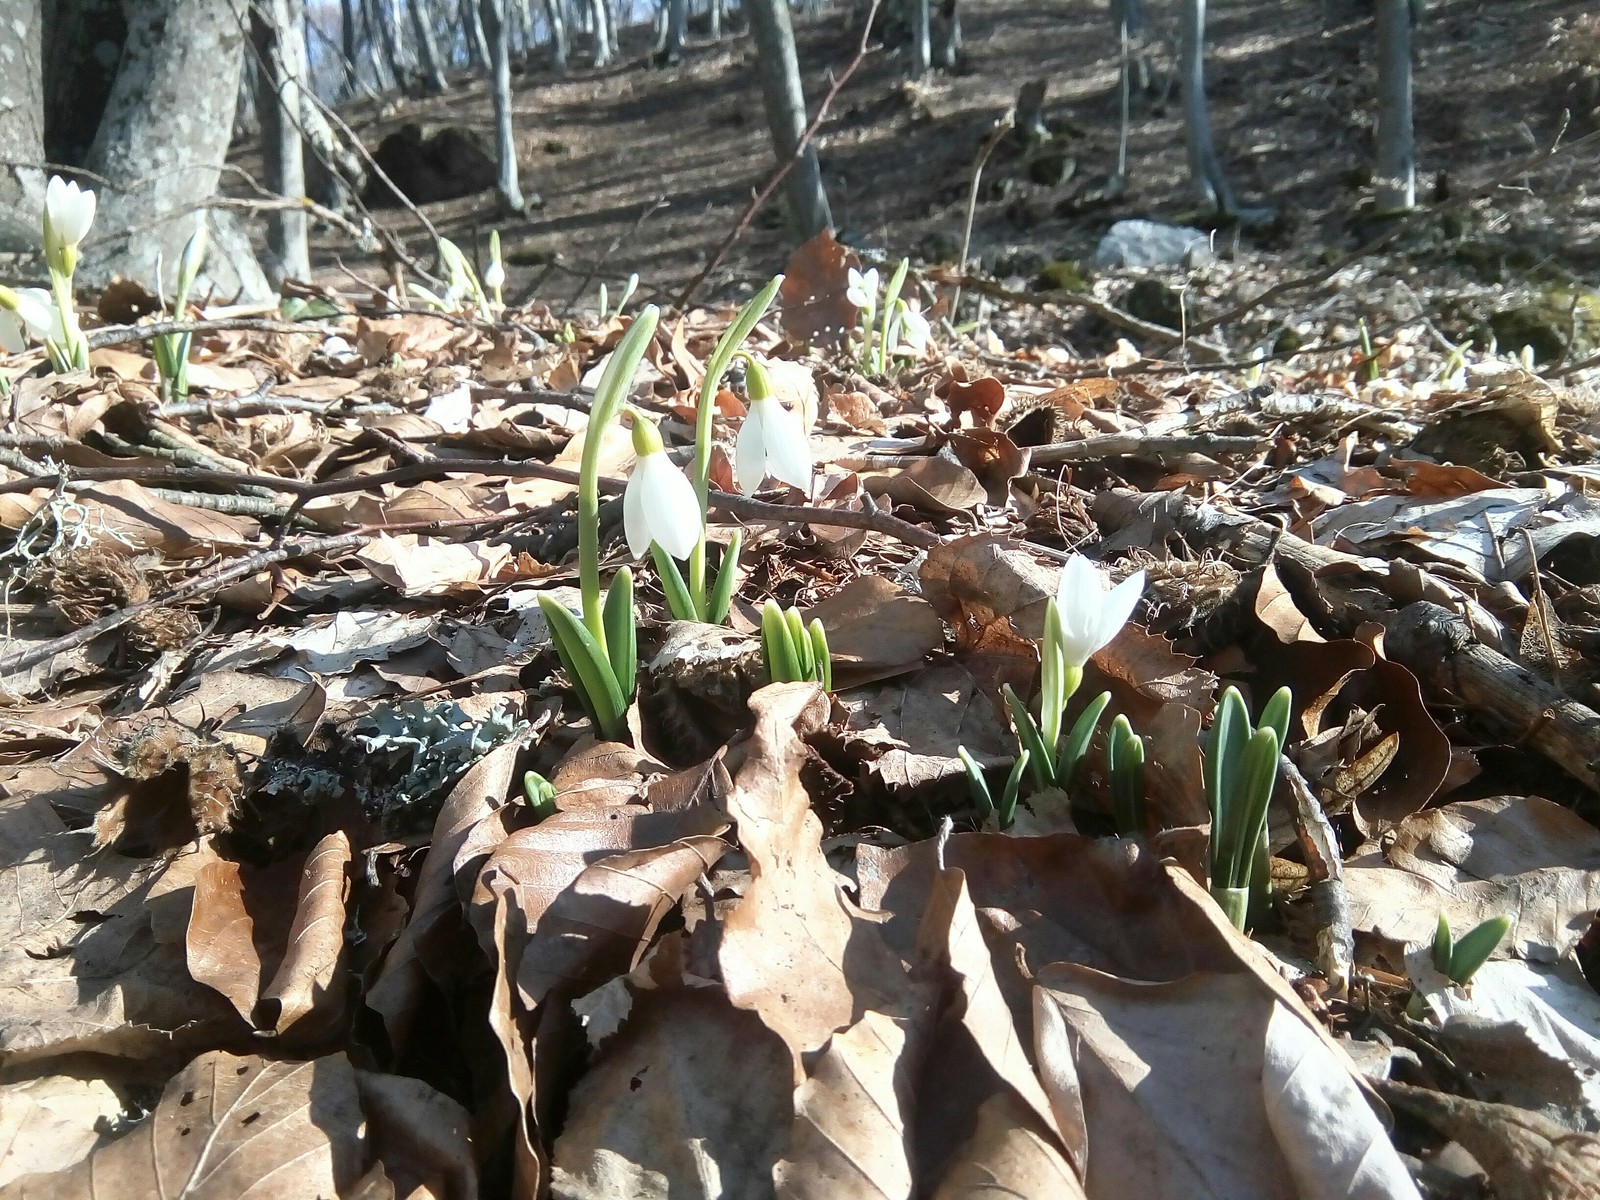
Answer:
xmin=1384 ymin=601 xmax=1600 ymax=795
xmin=1090 ymin=489 xmax=1600 ymax=795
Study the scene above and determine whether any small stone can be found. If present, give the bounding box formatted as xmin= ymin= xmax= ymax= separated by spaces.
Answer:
xmin=1093 ymin=219 xmax=1213 ymax=269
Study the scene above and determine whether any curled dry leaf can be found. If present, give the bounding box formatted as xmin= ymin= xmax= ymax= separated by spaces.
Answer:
xmin=802 ymin=575 xmax=945 ymax=687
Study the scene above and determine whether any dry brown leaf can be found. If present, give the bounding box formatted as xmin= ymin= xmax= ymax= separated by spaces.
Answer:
xmin=256 ymin=830 xmax=351 ymax=1036
xmin=866 ymin=456 xmax=985 ymax=516
xmin=929 ymin=1090 xmax=1087 ymax=1199
xmin=939 ymin=374 xmax=1007 ymax=428
xmin=0 ymin=1075 xmax=124 ymax=1187
xmin=0 ymin=479 xmax=259 ymax=554
xmin=1254 ymin=561 xmax=1325 ymax=644
xmin=550 ymin=988 xmax=792 ymax=1199
xmin=779 ymin=230 xmax=856 ymax=349
xmin=773 ymin=1010 xmax=915 ymax=1199
xmin=802 ymin=575 xmax=945 ymax=686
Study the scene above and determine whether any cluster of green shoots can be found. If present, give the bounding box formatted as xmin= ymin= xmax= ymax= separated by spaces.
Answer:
xmin=598 ymin=273 xmax=639 ymax=322
xmin=151 ymin=228 xmax=209 ymax=404
xmin=760 ymin=602 xmax=831 ymax=690
xmin=536 ymin=276 xmax=827 ymax=742
xmin=1204 ymin=685 xmax=1291 ymax=931
xmin=847 ymin=259 xmax=931 ymax=374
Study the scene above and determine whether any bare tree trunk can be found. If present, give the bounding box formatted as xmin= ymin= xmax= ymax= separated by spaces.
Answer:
xmin=0 ymin=0 xmax=45 ymax=251
xmin=407 ymin=0 xmax=449 ymax=92
xmin=746 ymin=0 xmax=831 ymax=239
xmin=544 ymin=0 xmax=569 ymax=67
xmin=480 ymin=0 xmax=526 ymax=212
xmin=1178 ymin=0 xmax=1235 ymax=215
xmin=661 ymin=0 xmax=687 ymax=62
xmin=707 ymin=0 xmax=720 ymax=41
xmin=82 ymin=0 xmax=270 ymax=301
xmin=461 ymin=0 xmax=492 ymax=68
xmin=1373 ymin=0 xmax=1415 ymax=211
xmin=365 ymin=0 xmax=404 ymax=89
xmin=588 ymin=0 xmax=613 ymax=66
xmin=510 ymin=0 xmax=536 ymax=65
xmin=342 ymin=0 xmax=360 ymax=68
xmin=1112 ymin=0 xmax=1142 ymax=189
xmin=911 ymin=0 xmax=931 ymax=76
xmin=251 ymin=0 xmax=312 ymax=286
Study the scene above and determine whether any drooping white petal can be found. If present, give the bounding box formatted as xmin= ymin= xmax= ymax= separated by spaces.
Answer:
xmin=899 ymin=306 xmax=930 ymax=354
xmin=0 ymin=311 xmax=23 ymax=354
xmin=735 ymin=407 xmax=769 ymax=496
xmin=483 ymin=259 xmax=506 ymax=290
xmin=13 ymin=288 xmax=63 ymax=342
xmin=736 ymin=396 xmax=812 ymax=495
xmin=625 ymin=450 xmax=699 ymax=560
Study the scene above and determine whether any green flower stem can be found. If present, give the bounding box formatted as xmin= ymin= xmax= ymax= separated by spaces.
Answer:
xmin=578 ymin=306 xmax=660 ymax=644
xmin=876 ymin=259 xmax=909 ymax=373
xmin=685 ymin=276 xmax=781 ymax=620
xmin=48 ymin=268 xmax=85 ymax=370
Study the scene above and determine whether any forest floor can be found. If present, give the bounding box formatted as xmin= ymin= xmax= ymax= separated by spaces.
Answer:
xmin=4 ymin=0 xmax=1600 ymax=1196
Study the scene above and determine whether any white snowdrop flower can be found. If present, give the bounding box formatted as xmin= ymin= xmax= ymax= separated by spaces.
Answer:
xmin=483 ymin=258 xmax=506 ymax=290
xmin=43 ymin=176 xmax=95 ymax=274
xmin=736 ymin=358 xmax=812 ymax=495
xmin=846 ymin=266 xmax=878 ymax=313
xmin=11 ymin=287 xmax=66 ymax=343
xmin=624 ymin=414 xmax=700 ymax=559
xmin=897 ymin=303 xmax=931 ymax=355
xmin=1054 ymin=553 xmax=1145 ymax=668
xmin=0 ymin=310 xmax=23 ymax=354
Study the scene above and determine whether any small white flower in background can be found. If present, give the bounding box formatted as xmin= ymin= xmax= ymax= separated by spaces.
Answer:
xmin=424 ymin=382 xmax=473 ymax=433
xmin=846 ymin=266 xmax=878 ymax=314
xmin=43 ymin=176 xmax=95 ymax=275
xmin=897 ymin=302 xmax=931 ymax=355
xmin=483 ymin=257 xmax=506 ymax=291
xmin=737 ymin=359 xmax=813 ymax=496
xmin=1054 ymin=553 xmax=1145 ymax=668
xmin=624 ymin=414 xmax=700 ymax=559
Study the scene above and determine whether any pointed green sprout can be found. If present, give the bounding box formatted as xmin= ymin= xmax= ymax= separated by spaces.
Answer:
xmin=1432 ymin=913 xmax=1511 ymax=987
xmin=1204 ymin=685 xmax=1292 ymax=931
xmin=537 ymin=306 xmax=661 ymax=740
xmin=153 ymin=224 xmax=207 ymax=405
xmin=1108 ymin=713 xmax=1145 ymax=837
xmin=523 ymin=770 xmax=557 ymax=821
xmin=647 ymin=277 xmax=781 ymax=624
xmin=875 ymin=258 xmax=910 ymax=372
xmin=959 ymin=747 xmax=1031 ymax=830
xmin=760 ymin=600 xmax=831 ymax=689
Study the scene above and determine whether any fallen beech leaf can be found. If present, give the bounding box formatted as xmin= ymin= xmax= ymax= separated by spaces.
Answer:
xmin=255 ymin=830 xmax=351 ymax=1036
xmin=1254 ymin=561 xmax=1325 ymax=644
xmin=780 ymin=229 xmax=856 ymax=349
xmin=929 ymin=1090 xmax=1087 ymax=1199
xmin=720 ymin=685 xmax=909 ymax=1058
xmin=803 ymin=575 xmax=945 ymax=686
xmin=0 ymin=1075 xmax=125 ymax=1187
xmin=866 ymin=456 xmax=985 ymax=515
xmin=773 ymin=1009 xmax=915 ymax=1199
xmin=550 ymin=988 xmax=792 ymax=1199
xmin=947 ymin=427 xmax=1030 ymax=505
xmin=940 ymin=375 xmax=1007 ymax=427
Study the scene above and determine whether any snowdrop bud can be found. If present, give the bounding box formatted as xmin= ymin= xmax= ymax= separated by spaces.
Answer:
xmin=736 ymin=357 xmax=812 ymax=495
xmin=483 ymin=257 xmax=506 ymax=291
xmin=1053 ymin=553 xmax=1145 ymax=668
xmin=624 ymin=414 xmax=700 ymax=560
xmin=43 ymin=175 xmax=95 ymax=276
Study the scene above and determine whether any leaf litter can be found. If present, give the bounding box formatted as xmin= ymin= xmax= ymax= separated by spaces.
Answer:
xmin=1 ymin=233 xmax=1599 ymax=1198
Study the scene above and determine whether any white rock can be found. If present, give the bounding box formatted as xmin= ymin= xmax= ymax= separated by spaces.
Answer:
xmin=1093 ymin=219 xmax=1213 ymax=269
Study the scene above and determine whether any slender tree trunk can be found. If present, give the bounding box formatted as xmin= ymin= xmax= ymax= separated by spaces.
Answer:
xmin=0 ymin=0 xmax=45 ymax=251
xmin=707 ymin=0 xmax=720 ymax=41
xmin=911 ymin=0 xmax=931 ymax=76
xmin=342 ymin=0 xmax=360 ymax=73
xmin=1373 ymin=0 xmax=1415 ymax=211
xmin=365 ymin=0 xmax=404 ymax=89
xmin=1178 ymin=0 xmax=1235 ymax=214
xmin=544 ymin=0 xmax=569 ymax=68
xmin=251 ymin=0 xmax=312 ymax=286
xmin=480 ymin=0 xmax=525 ymax=212
xmin=82 ymin=0 xmax=270 ymax=301
xmin=511 ymin=0 xmax=536 ymax=65
xmin=746 ymin=0 xmax=831 ymax=239
xmin=588 ymin=0 xmax=613 ymax=66
xmin=661 ymin=0 xmax=687 ymax=62
xmin=462 ymin=0 xmax=493 ymax=68
xmin=408 ymin=0 xmax=449 ymax=92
